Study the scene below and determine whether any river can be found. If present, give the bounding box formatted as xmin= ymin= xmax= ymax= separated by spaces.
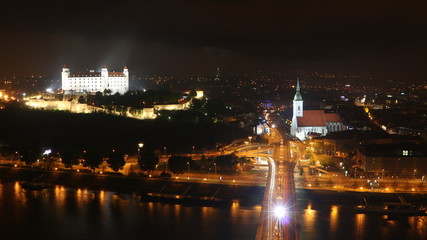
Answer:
xmin=0 ymin=181 xmax=426 ymax=240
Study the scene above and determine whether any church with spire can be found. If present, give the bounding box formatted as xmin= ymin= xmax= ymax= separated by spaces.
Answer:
xmin=290 ymin=78 xmax=344 ymax=140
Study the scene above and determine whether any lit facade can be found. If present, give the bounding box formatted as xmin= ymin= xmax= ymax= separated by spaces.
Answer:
xmin=290 ymin=79 xmax=344 ymax=140
xmin=61 ymin=65 xmax=129 ymax=94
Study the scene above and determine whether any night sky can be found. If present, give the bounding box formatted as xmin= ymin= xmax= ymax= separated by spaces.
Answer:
xmin=1 ymin=0 xmax=426 ymax=81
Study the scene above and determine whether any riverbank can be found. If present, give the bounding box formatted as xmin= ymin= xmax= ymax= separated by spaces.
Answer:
xmin=1 ymin=166 xmax=426 ymax=205
xmin=0 ymin=166 xmax=265 ymax=203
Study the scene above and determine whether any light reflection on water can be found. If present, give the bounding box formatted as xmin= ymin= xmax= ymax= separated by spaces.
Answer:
xmin=1 ymin=181 xmax=427 ymax=240
xmin=329 ymin=205 xmax=339 ymax=236
xmin=355 ymin=213 xmax=366 ymax=240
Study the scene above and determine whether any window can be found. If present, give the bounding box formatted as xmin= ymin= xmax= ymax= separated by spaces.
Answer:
xmin=403 ymin=150 xmax=409 ymax=156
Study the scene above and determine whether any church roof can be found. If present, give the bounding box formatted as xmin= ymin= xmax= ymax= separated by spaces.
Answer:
xmin=297 ymin=110 xmax=326 ymax=127
xmin=325 ymin=113 xmax=341 ymax=122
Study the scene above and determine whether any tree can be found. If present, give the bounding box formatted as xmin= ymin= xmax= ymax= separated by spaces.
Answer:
xmin=168 ymin=155 xmax=192 ymax=175
xmin=19 ymin=147 xmax=40 ymax=165
xmin=104 ymin=89 xmax=112 ymax=96
xmin=189 ymin=89 xmax=197 ymax=98
xmin=61 ymin=148 xmax=79 ymax=168
xmin=107 ymin=149 xmax=126 ymax=172
xmin=316 ymin=154 xmax=337 ymax=170
xmin=82 ymin=149 xmax=103 ymax=170
xmin=189 ymin=98 xmax=205 ymax=111
xmin=78 ymin=96 xmax=86 ymax=104
xmin=214 ymin=154 xmax=251 ymax=172
xmin=138 ymin=145 xmax=159 ymax=172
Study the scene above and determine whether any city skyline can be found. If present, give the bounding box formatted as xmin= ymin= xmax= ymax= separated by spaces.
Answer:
xmin=1 ymin=0 xmax=426 ymax=82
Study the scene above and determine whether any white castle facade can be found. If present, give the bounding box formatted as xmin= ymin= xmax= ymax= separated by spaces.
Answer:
xmin=61 ymin=65 xmax=129 ymax=94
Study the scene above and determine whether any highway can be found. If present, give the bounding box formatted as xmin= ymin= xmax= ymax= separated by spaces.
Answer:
xmin=255 ymin=128 xmax=300 ymax=240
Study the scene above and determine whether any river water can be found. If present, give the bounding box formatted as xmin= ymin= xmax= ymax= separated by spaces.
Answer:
xmin=0 ymin=181 xmax=426 ymax=240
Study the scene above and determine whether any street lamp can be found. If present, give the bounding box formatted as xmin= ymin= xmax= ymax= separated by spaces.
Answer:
xmin=192 ymin=146 xmax=195 ymax=155
xmin=414 ymin=169 xmax=417 ymax=179
xmin=214 ymin=162 xmax=217 ymax=175
xmin=137 ymin=143 xmax=144 ymax=162
xmin=244 ymin=141 xmax=249 ymax=156
xmin=248 ymin=136 xmax=252 ymax=143
xmin=187 ymin=162 xmax=190 ymax=173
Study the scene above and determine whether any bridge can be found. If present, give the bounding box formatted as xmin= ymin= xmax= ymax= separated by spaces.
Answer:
xmin=227 ymin=127 xmax=301 ymax=240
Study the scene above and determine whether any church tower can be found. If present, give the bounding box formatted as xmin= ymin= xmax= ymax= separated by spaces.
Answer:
xmin=291 ymin=78 xmax=303 ymax=136
xmin=293 ymin=78 xmax=303 ymax=117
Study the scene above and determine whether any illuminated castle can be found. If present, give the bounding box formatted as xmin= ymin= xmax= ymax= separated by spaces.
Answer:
xmin=61 ymin=65 xmax=129 ymax=94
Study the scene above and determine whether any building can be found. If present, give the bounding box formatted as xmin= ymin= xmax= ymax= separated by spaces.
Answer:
xmin=61 ymin=65 xmax=129 ymax=94
xmin=357 ymin=143 xmax=427 ymax=178
xmin=290 ymin=79 xmax=344 ymax=140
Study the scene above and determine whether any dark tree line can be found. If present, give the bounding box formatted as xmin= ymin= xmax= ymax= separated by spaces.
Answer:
xmin=0 ymin=103 xmax=249 ymax=172
xmin=87 ymin=89 xmax=182 ymax=108
xmin=166 ymin=154 xmax=253 ymax=175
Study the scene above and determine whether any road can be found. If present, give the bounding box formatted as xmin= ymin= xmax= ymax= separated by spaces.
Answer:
xmin=255 ymin=128 xmax=300 ymax=240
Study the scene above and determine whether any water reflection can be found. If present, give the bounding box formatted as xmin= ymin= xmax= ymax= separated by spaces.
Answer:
xmin=414 ymin=216 xmax=427 ymax=237
xmin=303 ymin=201 xmax=316 ymax=227
xmin=329 ymin=205 xmax=339 ymax=233
xmin=231 ymin=201 xmax=240 ymax=220
xmin=13 ymin=181 xmax=27 ymax=207
xmin=54 ymin=185 xmax=66 ymax=208
xmin=354 ymin=213 xmax=366 ymax=239
xmin=1 ymin=181 xmax=427 ymax=240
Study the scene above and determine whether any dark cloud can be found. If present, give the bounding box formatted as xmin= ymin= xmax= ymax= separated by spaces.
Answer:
xmin=0 ymin=0 xmax=426 ymax=81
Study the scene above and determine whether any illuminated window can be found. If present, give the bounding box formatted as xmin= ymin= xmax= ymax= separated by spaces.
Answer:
xmin=402 ymin=150 xmax=409 ymax=156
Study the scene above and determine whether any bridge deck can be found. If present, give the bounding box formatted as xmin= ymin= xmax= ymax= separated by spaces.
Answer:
xmin=255 ymin=136 xmax=300 ymax=240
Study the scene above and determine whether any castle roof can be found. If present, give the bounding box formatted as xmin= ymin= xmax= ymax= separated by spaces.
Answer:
xmin=68 ymin=71 xmax=125 ymax=77
xmin=108 ymin=72 xmax=125 ymax=77
xmin=69 ymin=72 xmax=101 ymax=77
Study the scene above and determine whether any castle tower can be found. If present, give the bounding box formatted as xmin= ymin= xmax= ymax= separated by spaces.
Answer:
xmin=101 ymin=65 xmax=108 ymax=77
xmin=123 ymin=66 xmax=129 ymax=77
xmin=61 ymin=64 xmax=70 ymax=91
xmin=101 ymin=65 xmax=108 ymax=90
